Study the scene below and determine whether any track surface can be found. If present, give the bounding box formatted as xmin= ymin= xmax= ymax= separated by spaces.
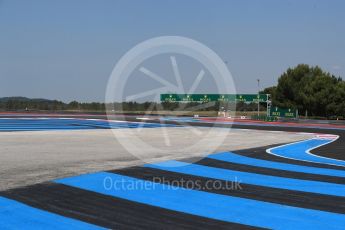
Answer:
xmin=0 ymin=118 xmax=176 ymax=131
xmin=152 ymin=117 xmax=345 ymax=160
xmin=0 ymin=116 xmax=345 ymax=229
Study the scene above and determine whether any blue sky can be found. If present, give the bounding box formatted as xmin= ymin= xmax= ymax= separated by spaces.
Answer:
xmin=0 ymin=0 xmax=344 ymax=102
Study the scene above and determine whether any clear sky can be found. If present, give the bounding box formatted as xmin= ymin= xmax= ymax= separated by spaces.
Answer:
xmin=0 ymin=0 xmax=344 ymax=102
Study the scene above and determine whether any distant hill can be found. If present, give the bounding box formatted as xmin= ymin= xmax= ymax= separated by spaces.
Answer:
xmin=0 ymin=97 xmax=55 ymax=103
xmin=0 ymin=97 xmax=106 ymax=111
xmin=0 ymin=97 xmax=66 ymax=111
xmin=0 ymin=96 xmax=30 ymax=102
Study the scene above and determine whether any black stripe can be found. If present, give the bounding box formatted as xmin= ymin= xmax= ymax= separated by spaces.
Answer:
xmin=233 ymin=144 xmax=345 ymax=171
xmin=188 ymin=157 xmax=345 ymax=184
xmin=109 ymin=166 xmax=345 ymax=214
xmin=0 ymin=183 xmax=262 ymax=230
xmin=206 ymin=124 xmax=345 ymax=161
xmin=124 ymin=116 xmax=345 ymax=161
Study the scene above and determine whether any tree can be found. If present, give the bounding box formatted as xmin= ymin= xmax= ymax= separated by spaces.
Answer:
xmin=263 ymin=64 xmax=345 ymax=118
xmin=68 ymin=101 xmax=80 ymax=110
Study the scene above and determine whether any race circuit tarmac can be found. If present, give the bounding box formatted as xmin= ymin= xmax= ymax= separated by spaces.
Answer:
xmin=0 ymin=116 xmax=344 ymax=229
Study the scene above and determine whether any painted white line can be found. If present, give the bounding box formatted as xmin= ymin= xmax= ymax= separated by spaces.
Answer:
xmin=267 ymin=135 xmax=345 ymax=167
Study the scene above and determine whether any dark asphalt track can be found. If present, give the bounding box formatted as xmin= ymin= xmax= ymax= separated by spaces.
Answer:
xmin=125 ymin=117 xmax=345 ymax=160
xmin=1 ymin=183 xmax=261 ymax=230
xmin=0 ymin=116 xmax=344 ymax=229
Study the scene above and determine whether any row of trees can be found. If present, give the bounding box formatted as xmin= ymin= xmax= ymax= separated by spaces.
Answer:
xmin=0 ymin=98 xmax=105 ymax=111
xmin=2 ymin=64 xmax=343 ymax=118
xmin=0 ymin=98 xmax=66 ymax=111
xmin=262 ymin=64 xmax=345 ymax=118
xmin=0 ymin=98 xmax=262 ymax=113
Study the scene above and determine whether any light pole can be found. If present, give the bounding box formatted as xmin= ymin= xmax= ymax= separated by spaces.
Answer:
xmin=257 ymin=79 xmax=260 ymax=118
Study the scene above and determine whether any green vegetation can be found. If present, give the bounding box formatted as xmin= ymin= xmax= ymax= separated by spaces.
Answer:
xmin=0 ymin=97 xmax=105 ymax=111
xmin=0 ymin=97 xmax=66 ymax=111
xmin=262 ymin=64 xmax=345 ymax=118
xmin=1 ymin=64 xmax=343 ymax=119
xmin=0 ymin=97 xmax=260 ymax=114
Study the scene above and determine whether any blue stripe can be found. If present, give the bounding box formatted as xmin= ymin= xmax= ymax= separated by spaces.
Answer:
xmin=208 ymin=152 xmax=345 ymax=177
xmin=0 ymin=118 xmax=176 ymax=131
xmin=269 ymin=138 xmax=345 ymax=167
xmin=55 ymin=172 xmax=345 ymax=230
xmin=0 ymin=196 xmax=103 ymax=230
xmin=145 ymin=161 xmax=345 ymax=197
